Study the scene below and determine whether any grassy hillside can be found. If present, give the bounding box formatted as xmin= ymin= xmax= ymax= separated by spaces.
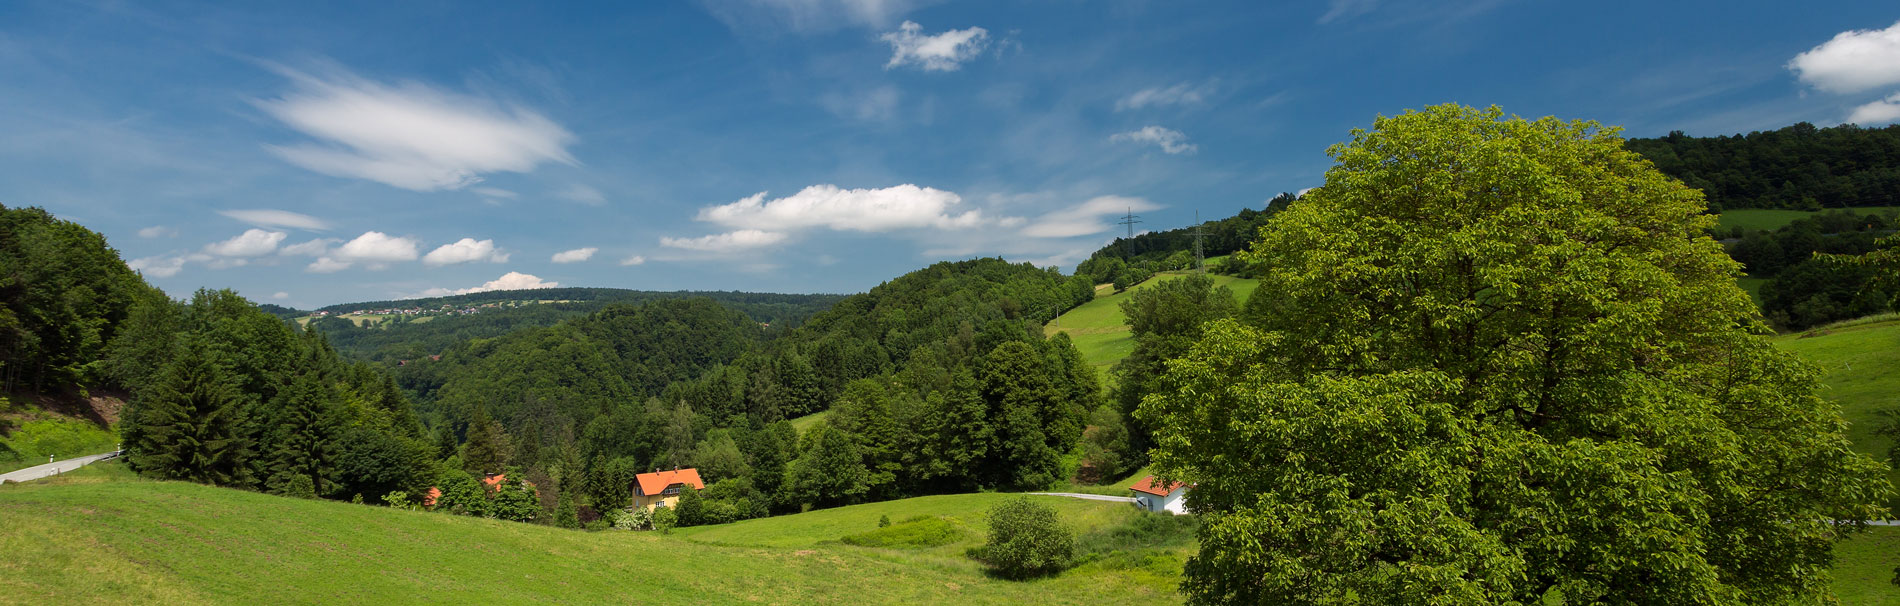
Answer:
xmin=1044 ymin=271 xmax=1260 ymax=372
xmin=1772 ymin=314 xmax=1900 ymax=509
xmin=0 ymin=463 xmax=1186 ymax=605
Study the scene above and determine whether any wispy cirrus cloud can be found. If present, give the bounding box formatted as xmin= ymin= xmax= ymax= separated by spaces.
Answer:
xmin=1020 ymin=195 xmax=1163 ymax=239
xmin=256 ymin=63 xmax=576 ymax=192
xmin=218 ymin=209 xmax=331 ymax=231
xmin=1110 ymin=126 xmax=1197 ymax=154
xmin=1116 ymin=81 xmax=1215 ymax=111
xmin=698 ymin=0 xmax=933 ymax=33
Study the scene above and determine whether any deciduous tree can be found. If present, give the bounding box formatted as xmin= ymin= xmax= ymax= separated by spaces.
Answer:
xmin=1140 ymin=105 xmax=1892 ymax=605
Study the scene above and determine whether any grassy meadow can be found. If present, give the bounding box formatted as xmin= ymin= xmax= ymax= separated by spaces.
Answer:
xmin=1772 ymin=314 xmax=1900 ymax=510
xmin=1045 ymin=271 xmax=1260 ymax=373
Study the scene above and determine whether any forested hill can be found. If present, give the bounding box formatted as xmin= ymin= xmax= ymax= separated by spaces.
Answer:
xmin=1069 ymin=193 xmax=1292 ymax=289
xmin=306 ymin=290 xmax=842 ymax=362
xmin=1625 ymin=122 xmax=1900 ymax=211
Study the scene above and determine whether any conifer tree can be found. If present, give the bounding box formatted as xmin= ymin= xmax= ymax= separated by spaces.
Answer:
xmin=267 ymin=373 xmax=342 ymax=497
xmin=129 ymin=340 xmax=254 ymax=486
xmin=461 ymin=406 xmax=512 ymax=475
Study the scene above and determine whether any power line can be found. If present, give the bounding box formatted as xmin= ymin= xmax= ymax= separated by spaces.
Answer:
xmin=1116 ymin=208 xmax=1142 ymax=256
xmin=1192 ymin=210 xmax=1205 ymax=274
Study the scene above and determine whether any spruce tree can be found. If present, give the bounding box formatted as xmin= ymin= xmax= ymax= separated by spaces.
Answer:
xmin=267 ymin=373 xmax=342 ymax=497
xmin=460 ymin=406 xmax=512 ymax=475
xmin=129 ymin=340 xmax=254 ymax=486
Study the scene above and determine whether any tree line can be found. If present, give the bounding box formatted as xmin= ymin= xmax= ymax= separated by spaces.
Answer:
xmin=1626 ymin=121 xmax=1900 ymax=211
xmin=1723 ymin=208 xmax=1898 ymax=329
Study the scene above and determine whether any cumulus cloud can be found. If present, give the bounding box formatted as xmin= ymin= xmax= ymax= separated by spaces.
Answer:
xmin=1110 ymin=126 xmax=1197 ymax=154
xmin=1848 ymin=93 xmax=1900 ymax=125
xmin=128 ymin=255 xmax=187 ymax=278
xmin=1789 ymin=21 xmax=1900 ymax=94
xmin=308 ymin=231 xmax=420 ymax=272
xmin=558 ymin=184 xmax=607 ymax=206
xmin=881 ymin=21 xmax=990 ymax=71
xmin=413 ymin=271 xmax=560 ymax=298
xmin=217 ymin=209 xmax=331 ymax=231
xmin=422 ymin=238 xmax=509 ymax=267
xmin=137 ymin=226 xmax=175 ymax=238
xmin=256 ymin=64 xmax=576 ymax=191
xmin=1020 ymin=195 xmax=1163 ymax=239
xmin=698 ymin=184 xmax=981 ymax=232
xmin=1116 ymin=82 xmax=1214 ymax=111
xmin=552 ymin=247 xmax=598 ymax=263
xmin=620 ymin=255 xmax=648 ymax=266
xmin=660 ymin=230 xmax=789 ymax=253
xmin=204 ymin=229 xmax=288 ymax=257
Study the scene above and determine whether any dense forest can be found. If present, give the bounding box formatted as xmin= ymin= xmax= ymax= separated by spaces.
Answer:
xmin=1626 ymin=122 xmax=1900 ymax=211
xmin=397 ymin=257 xmax=1105 ymax=525
xmin=306 ymin=291 xmax=840 ymax=362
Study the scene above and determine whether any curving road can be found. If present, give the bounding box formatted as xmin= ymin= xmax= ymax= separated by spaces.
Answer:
xmin=0 ymin=451 xmax=120 ymax=485
xmin=1028 ymin=492 xmax=1138 ymax=503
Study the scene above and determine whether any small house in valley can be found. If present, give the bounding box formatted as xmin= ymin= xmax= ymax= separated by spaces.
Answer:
xmin=632 ymin=468 xmax=704 ymax=511
xmin=1130 ymin=475 xmax=1190 ymax=515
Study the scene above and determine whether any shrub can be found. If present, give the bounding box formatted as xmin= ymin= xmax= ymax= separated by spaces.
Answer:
xmin=977 ymin=497 xmax=1073 ymax=579
xmin=651 ymin=505 xmax=678 ymax=533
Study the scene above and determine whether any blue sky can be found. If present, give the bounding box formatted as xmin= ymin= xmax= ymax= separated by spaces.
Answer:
xmin=5 ymin=1 xmax=1900 ymax=308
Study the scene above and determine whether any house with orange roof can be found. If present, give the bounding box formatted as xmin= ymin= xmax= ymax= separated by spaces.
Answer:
xmin=631 ymin=468 xmax=704 ymax=511
xmin=1129 ymin=475 xmax=1191 ymax=515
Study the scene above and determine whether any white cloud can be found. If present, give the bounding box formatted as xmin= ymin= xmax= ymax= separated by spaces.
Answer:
xmin=881 ymin=21 xmax=990 ymax=71
xmin=137 ymin=226 xmax=175 ymax=238
xmin=620 ymin=254 xmax=647 ymax=266
xmin=1020 ymin=195 xmax=1163 ymax=239
xmin=699 ymin=0 xmax=928 ymax=33
xmin=271 ymin=292 xmax=290 ymax=300
xmin=128 ymin=255 xmax=186 ymax=278
xmin=256 ymin=64 xmax=576 ymax=191
xmin=471 ymin=187 xmax=518 ymax=199
xmin=697 ymin=184 xmax=981 ymax=232
xmin=1319 ymin=0 xmax=1379 ymax=24
xmin=217 ymin=209 xmax=331 ymax=231
xmin=308 ymin=231 xmax=420 ymax=272
xmin=559 ymin=184 xmax=607 ymax=206
xmin=422 ymin=238 xmax=509 ymax=267
xmin=204 ymin=229 xmax=287 ymax=257
xmin=1789 ymin=21 xmax=1900 ymax=94
xmin=279 ymin=238 xmax=335 ymax=257
xmin=1110 ymin=126 xmax=1197 ymax=154
xmin=1848 ymin=93 xmax=1900 ymax=125
xmin=660 ymin=230 xmax=789 ymax=253
xmin=414 ymin=271 xmax=560 ymax=298
xmin=552 ymin=247 xmax=598 ymax=263
xmin=1115 ymin=82 xmax=1214 ymax=111
xmin=307 ymin=256 xmax=352 ymax=273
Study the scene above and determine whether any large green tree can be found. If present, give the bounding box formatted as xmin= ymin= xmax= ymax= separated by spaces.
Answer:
xmin=1140 ymin=105 xmax=1891 ymax=604
xmin=128 ymin=339 xmax=254 ymax=486
xmin=1111 ymin=273 xmax=1236 ymax=460
xmin=266 ymin=373 xmax=344 ymax=497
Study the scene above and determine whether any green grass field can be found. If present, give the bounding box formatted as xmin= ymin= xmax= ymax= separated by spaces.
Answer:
xmin=1045 ymin=272 xmax=1260 ymax=373
xmin=1772 ymin=314 xmax=1900 ymax=509
xmin=788 ymin=410 xmax=831 ymax=436
xmin=0 ymin=463 xmax=1185 ymax=605
xmin=1716 ymin=207 xmax=1900 ymax=232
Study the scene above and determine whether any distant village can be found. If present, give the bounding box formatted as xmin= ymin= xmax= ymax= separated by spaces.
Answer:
xmin=308 ymin=300 xmax=554 ymax=321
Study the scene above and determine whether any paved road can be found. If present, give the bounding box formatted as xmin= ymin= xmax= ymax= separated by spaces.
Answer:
xmin=0 ymin=451 xmax=119 ymax=485
xmin=1029 ymin=492 xmax=1138 ymax=503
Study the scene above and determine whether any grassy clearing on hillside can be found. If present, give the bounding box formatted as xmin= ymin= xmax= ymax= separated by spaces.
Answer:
xmin=1046 ymin=272 xmax=1261 ymax=373
xmin=0 ymin=415 xmax=118 ymax=475
xmin=788 ymin=410 xmax=830 ymax=435
xmin=1773 ymin=316 xmax=1900 ymax=510
xmin=0 ymin=463 xmax=1184 ymax=605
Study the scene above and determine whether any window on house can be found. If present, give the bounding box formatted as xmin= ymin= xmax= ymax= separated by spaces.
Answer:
xmin=663 ymin=485 xmax=680 ymax=496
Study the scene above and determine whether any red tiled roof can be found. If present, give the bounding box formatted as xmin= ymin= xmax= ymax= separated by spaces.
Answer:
xmin=635 ymin=468 xmax=704 ymax=496
xmin=422 ymin=486 xmax=441 ymax=507
xmin=1129 ymin=475 xmax=1187 ymax=497
xmin=481 ymin=473 xmax=506 ymax=490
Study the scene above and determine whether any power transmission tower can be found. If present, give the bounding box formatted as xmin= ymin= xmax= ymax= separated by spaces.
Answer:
xmin=1116 ymin=208 xmax=1142 ymax=256
xmin=1192 ymin=210 xmax=1205 ymax=274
